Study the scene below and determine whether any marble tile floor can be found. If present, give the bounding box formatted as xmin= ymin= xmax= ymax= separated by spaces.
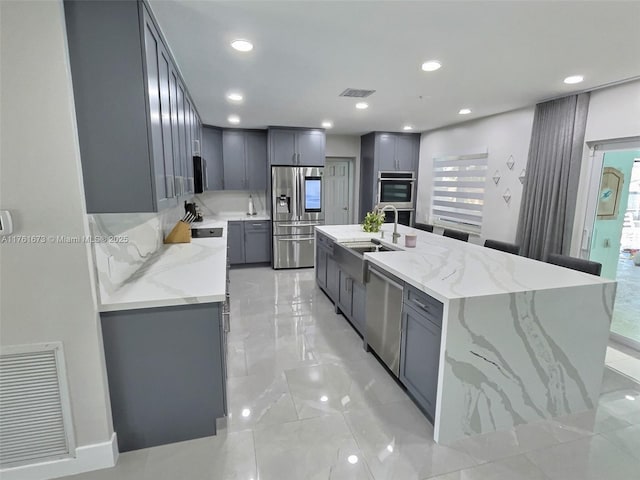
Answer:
xmin=610 ymin=255 xmax=640 ymax=343
xmin=606 ymin=341 xmax=640 ymax=385
xmin=64 ymin=267 xmax=640 ymax=480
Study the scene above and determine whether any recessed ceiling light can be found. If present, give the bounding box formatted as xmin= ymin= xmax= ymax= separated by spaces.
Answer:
xmin=563 ymin=75 xmax=584 ymax=84
xmin=421 ymin=60 xmax=442 ymax=72
xmin=320 ymin=395 xmax=329 ymax=402
xmin=227 ymin=114 xmax=240 ymax=124
xmin=322 ymin=121 xmax=333 ymax=129
xmin=231 ymin=39 xmax=253 ymax=52
xmin=625 ymin=395 xmax=636 ymax=401
xmin=241 ymin=408 xmax=251 ymax=417
xmin=355 ymin=102 xmax=368 ymax=110
xmin=458 ymin=108 xmax=472 ymax=115
xmin=347 ymin=455 xmax=359 ymax=465
xmin=226 ymin=92 xmax=243 ymax=102
xmin=403 ymin=125 xmax=413 ymax=131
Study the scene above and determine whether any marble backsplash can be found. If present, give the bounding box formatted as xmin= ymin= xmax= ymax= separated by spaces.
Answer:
xmin=88 ymin=189 xmax=267 ymax=303
xmin=193 ymin=190 xmax=267 ymax=217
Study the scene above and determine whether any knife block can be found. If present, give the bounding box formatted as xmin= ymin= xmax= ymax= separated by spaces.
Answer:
xmin=164 ymin=220 xmax=192 ymax=244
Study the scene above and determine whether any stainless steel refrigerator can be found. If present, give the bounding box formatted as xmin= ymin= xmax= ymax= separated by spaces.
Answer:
xmin=271 ymin=166 xmax=324 ymax=269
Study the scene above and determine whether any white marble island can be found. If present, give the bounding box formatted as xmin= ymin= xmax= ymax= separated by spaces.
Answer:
xmin=316 ymin=224 xmax=616 ymax=444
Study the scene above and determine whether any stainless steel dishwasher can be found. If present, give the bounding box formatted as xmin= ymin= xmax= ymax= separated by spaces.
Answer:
xmin=365 ymin=264 xmax=404 ymax=376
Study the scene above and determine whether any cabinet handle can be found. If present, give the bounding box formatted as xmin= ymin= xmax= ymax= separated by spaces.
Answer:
xmin=278 ymin=237 xmax=315 ymax=242
xmin=222 ymin=311 xmax=230 ymax=332
xmin=413 ymin=299 xmax=431 ymax=312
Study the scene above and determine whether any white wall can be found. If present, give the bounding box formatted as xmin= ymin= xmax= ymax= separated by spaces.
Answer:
xmin=326 ymin=134 xmax=361 ymax=221
xmin=571 ymin=80 xmax=640 ymax=254
xmin=416 ymin=107 xmax=535 ymax=242
xmin=0 ymin=0 xmax=113 ymax=466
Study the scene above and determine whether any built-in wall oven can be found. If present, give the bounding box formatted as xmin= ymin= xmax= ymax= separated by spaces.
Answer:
xmin=272 ymin=166 xmax=324 ymax=269
xmin=377 ymin=171 xmax=416 ymax=209
xmin=377 ymin=171 xmax=415 ymax=226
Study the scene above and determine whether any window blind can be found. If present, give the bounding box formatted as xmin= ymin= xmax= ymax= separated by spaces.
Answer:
xmin=431 ymin=152 xmax=488 ymax=232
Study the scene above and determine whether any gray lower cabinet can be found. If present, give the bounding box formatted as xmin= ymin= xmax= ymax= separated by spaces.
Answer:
xmin=316 ymin=247 xmax=327 ymax=289
xmin=222 ymin=130 xmax=268 ymax=190
xmin=244 ymin=221 xmax=271 ymax=263
xmin=326 ymin=257 xmax=340 ymax=301
xmin=316 ymin=233 xmax=333 ymax=289
xmin=202 ymin=126 xmax=223 ymax=190
xmin=100 ymin=303 xmax=226 ymax=452
xmin=228 ymin=220 xmax=270 ymax=265
xmin=351 ymin=281 xmax=366 ymax=334
xmin=227 ymin=221 xmax=245 ymax=265
xmin=64 ymin=0 xmax=200 ymax=213
xmin=399 ymin=290 xmax=443 ymax=420
xmin=338 ymin=270 xmax=353 ymax=317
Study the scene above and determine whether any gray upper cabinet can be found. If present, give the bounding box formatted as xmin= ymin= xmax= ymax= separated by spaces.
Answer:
xmin=296 ymin=130 xmax=326 ymax=166
xmin=359 ymin=132 xmax=420 ymax=218
xmin=396 ymin=135 xmax=417 ymax=171
xmin=202 ymin=126 xmax=223 ymax=191
xmin=246 ymin=132 xmax=268 ymax=189
xmin=64 ymin=0 xmax=201 ymax=213
xmin=268 ymin=128 xmax=326 ymax=166
xmin=375 ymin=132 xmax=419 ymax=172
xmin=223 ymin=130 xmax=268 ymax=190
xmin=222 ymin=131 xmax=246 ymax=190
xmin=377 ymin=134 xmax=398 ymax=171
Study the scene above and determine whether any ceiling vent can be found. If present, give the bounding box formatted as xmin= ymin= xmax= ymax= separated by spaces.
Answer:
xmin=339 ymin=88 xmax=376 ymax=98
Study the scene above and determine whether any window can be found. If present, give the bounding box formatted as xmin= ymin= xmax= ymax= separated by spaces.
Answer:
xmin=431 ymin=151 xmax=488 ymax=233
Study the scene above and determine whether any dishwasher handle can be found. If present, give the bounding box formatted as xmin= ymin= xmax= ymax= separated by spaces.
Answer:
xmin=368 ymin=266 xmax=404 ymax=291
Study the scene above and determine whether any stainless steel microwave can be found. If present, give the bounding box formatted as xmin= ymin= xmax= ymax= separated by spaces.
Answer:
xmin=377 ymin=171 xmax=416 ymax=209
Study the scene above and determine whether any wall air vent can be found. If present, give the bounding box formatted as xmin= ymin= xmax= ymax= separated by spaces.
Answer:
xmin=339 ymin=88 xmax=376 ymax=98
xmin=0 ymin=343 xmax=75 ymax=468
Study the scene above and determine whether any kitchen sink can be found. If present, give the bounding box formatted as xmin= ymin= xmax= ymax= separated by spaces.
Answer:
xmin=342 ymin=243 xmax=396 ymax=255
xmin=332 ymin=240 xmax=399 ymax=284
xmin=191 ymin=227 xmax=223 ymax=238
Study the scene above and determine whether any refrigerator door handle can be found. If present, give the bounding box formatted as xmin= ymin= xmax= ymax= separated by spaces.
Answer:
xmin=297 ymin=168 xmax=303 ymax=221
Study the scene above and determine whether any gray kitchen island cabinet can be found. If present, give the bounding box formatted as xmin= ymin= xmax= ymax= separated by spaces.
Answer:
xmin=399 ymin=287 xmax=443 ymax=421
xmin=268 ymin=128 xmax=326 ymax=166
xmin=222 ymin=130 xmax=268 ymax=190
xmin=100 ymin=303 xmax=227 ymax=452
xmin=64 ymin=0 xmax=201 ymax=213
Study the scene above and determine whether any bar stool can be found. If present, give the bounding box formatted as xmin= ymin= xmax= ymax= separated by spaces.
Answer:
xmin=442 ymin=229 xmax=469 ymax=242
xmin=484 ymin=239 xmax=520 ymax=255
xmin=547 ymin=253 xmax=602 ymax=276
xmin=414 ymin=223 xmax=434 ymax=233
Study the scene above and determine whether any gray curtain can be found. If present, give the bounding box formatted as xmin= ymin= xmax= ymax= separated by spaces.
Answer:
xmin=516 ymin=93 xmax=590 ymax=260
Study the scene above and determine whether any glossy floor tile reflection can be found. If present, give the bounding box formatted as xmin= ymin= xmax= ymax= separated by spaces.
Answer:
xmin=62 ymin=267 xmax=640 ymax=480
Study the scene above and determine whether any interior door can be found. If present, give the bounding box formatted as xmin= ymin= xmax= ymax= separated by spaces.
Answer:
xmin=324 ymin=159 xmax=351 ymax=225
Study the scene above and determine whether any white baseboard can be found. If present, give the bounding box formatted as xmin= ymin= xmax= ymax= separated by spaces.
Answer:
xmin=0 ymin=433 xmax=119 ymax=480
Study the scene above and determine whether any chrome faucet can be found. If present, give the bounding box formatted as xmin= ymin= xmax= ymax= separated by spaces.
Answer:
xmin=376 ymin=204 xmax=400 ymax=244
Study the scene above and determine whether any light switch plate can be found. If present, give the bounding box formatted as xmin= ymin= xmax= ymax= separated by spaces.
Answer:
xmin=0 ymin=211 xmax=13 ymax=235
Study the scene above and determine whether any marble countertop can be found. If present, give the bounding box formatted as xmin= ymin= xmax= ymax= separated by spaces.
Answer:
xmin=99 ymin=220 xmax=229 ymax=312
xmin=316 ymin=224 xmax=614 ymax=303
